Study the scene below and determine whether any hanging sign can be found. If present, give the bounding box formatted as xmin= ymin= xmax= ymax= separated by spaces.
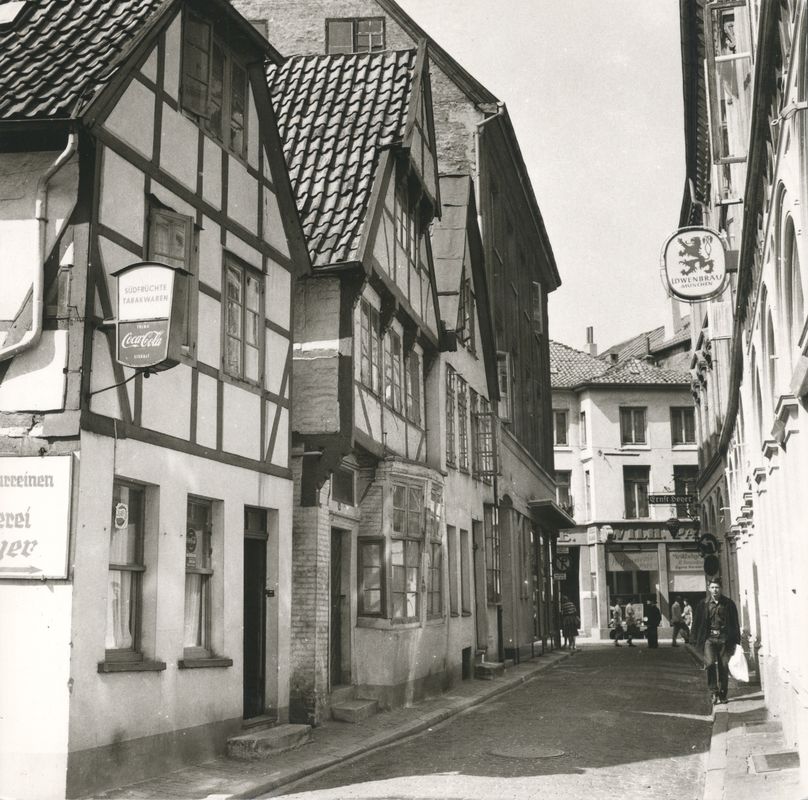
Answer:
xmin=112 ymin=261 xmax=189 ymax=370
xmin=0 ymin=455 xmax=72 ymax=580
xmin=661 ymin=227 xmax=727 ymax=301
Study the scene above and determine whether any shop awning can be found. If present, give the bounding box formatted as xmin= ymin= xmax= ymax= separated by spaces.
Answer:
xmin=528 ymin=499 xmax=576 ymax=530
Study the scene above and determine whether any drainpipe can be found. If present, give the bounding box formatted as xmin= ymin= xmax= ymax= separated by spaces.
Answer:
xmin=473 ymin=102 xmax=505 ymax=237
xmin=0 ymin=129 xmax=78 ymax=362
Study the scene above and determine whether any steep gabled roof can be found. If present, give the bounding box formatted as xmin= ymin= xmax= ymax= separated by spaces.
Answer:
xmin=600 ymin=317 xmax=691 ymax=364
xmin=267 ymin=49 xmax=417 ymax=268
xmin=549 ymin=341 xmax=608 ymax=389
xmin=586 ymin=358 xmax=689 ymax=386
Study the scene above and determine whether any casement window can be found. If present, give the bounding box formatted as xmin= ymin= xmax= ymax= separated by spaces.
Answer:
xmin=553 ymin=409 xmax=568 ymax=446
xmin=223 ymin=256 xmax=263 ymax=384
xmin=457 ymin=277 xmax=475 ymax=352
xmin=405 ymin=350 xmax=422 ymax=426
xmin=184 ymin=498 xmax=214 ymax=656
xmin=460 ymin=527 xmax=472 ymax=614
xmin=484 ymin=504 xmax=501 ymax=603
xmin=426 ymin=541 xmax=442 ymax=619
xmin=623 ymin=466 xmax=650 ymax=519
xmin=555 ymin=471 xmax=572 ymax=513
xmin=674 ymin=465 xmax=699 ymax=517
xmin=704 ymin=1 xmax=753 ymax=203
xmin=584 ymin=470 xmax=592 ymax=519
xmin=457 ymin=376 xmax=469 ymax=471
xmin=579 ymin=411 xmax=588 ymax=446
xmin=469 ymin=389 xmax=479 ymax=475
xmin=620 ymin=406 xmax=647 ymax=445
xmin=671 ymin=406 xmax=696 ymax=445
xmin=360 ymin=300 xmax=381 ymax=394
xmin=332 ymin=464 xmax=355 ymax=506
xmin=326 ymin=17 xmax=385 ymax=54
xmin=531 ymin=281 xmax=543 ymax=334
xmin=181 ymin=12 xmax=248 ymax=156
xmin=394 ymin=182 xmax=418 ymax=273
xmin=148 ymin=205 xmax=196 ymax=356
xmin=497 ymin=351 xmax=512 ymax=422
xmin=106 ymin=480 xmax=146 ymax=658
xmin=447 ymin=525 xmax=459 ymax=616
xmin=476 ymin=396 xmax=496 ymax=483
xmin=391 ymin=483 xmax=424 ymax=621
xmin=358 ymin=538 xmax=384 ymax=616
xmin=445 ymin=365 xmax=456 ymax=466
xmin=384 ymin=330 xmax=403 ymax=412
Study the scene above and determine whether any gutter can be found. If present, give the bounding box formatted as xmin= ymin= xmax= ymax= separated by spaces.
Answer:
xmin=0 ymin=129 xmax=78 ymax=362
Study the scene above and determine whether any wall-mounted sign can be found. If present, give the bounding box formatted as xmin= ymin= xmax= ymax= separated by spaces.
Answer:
xmin=607 ymin=550 xmax=660 ymax=572
xmin=661 ymin=227 xmax=727 ymax=301
xmin=112 ymin=261 xmax=188 ymax=370
xmin=114 ymin=502 xmax=128 ymax=530
xmin=0 ymin=455 xmax=72 ymax=580
xmin=668 ymin=550 xmax=703 ymax=572
xmin=648 ymin=494 xmax=697 ymax=505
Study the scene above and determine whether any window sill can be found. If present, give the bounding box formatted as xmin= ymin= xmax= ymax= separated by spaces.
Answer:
xmin=357 ymin=617 xmax=420 ymax=630
xmin=461 ymin=610 xmax=472 ymax=617
xmin=450 ymin=611 xmax=460 ymax=618
xmin=178 ymin=656 xmax=234 ymax=670
xmin=98 ymin=659 xmax=167 ymax=674
xmin=425 ymin=616 xmax=445 ymax=626
xmin=554 ymin=446 xmax=572 ymax=452
xmin=672 ymin=444 xmax=698 ymax=450
xmin=620 ymin=444 xmax=650 ymax=451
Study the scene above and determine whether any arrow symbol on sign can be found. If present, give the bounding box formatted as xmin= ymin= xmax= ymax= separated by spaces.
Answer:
xmin=0 ymin=565 xmax=42 ymax=574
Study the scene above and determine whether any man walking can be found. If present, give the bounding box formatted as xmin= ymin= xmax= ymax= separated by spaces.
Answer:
xmin=692 ymin=577 xmax=741 ymax=705
xmin=671 ymin=596 xmax=689 ymax=646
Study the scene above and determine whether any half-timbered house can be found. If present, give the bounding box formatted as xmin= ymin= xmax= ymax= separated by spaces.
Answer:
xmin=0 ymin=1 xmax=308 ymax=797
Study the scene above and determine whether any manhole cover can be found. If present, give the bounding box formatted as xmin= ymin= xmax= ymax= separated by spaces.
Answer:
xmin=489 ymin=745 xmax=565 ymax=759
xmin=751 ymin=751 xmax=800 ymax=773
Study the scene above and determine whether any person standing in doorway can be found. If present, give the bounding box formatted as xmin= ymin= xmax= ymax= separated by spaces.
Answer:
xmin=560 ymin=595 xmax=580 ymax=652
xmin=610 ymin=599 xmax=623 ymax=646
xmin=693 ymin=577 xmax=741 ymax=705
xmin=683 ymin=598 xmax=693 ymax=640
xmin=624 ymin=598 xmax=637 ymax=647
xmin=645 ymin=598 xmax=662 ymax=648
xmin=671 ymin=596 xmax=688 ymax=646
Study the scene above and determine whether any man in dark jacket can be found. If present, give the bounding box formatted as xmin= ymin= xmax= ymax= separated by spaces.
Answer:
xmin=645 ymin=598 xmax=662 ymax=648
xmin=692 ymin=577 xmax=741 ymax=705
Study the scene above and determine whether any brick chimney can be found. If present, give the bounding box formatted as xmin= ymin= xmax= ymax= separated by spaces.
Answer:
xmin=586 ymin=326 xmax=597 ymax=357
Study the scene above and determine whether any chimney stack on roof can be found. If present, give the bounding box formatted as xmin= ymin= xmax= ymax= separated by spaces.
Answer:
xmin=585 ymin=326 xmax=597 ymax=357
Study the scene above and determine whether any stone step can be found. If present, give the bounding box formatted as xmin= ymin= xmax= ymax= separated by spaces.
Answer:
xmin=503 ymin=658 xmax=516 ymax=670
xmin=329 ymin=685 xmax=356 ymax=705
xmin=227 ymin=723 xmax=312 ymax=761
xmin=331 ymin=698 xmax=379 ymax=723
xmin=475 ymin=661 xmax=505 ymax=680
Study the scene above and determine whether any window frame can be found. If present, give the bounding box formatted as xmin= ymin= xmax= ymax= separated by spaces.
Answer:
xmin=183 ymin=496 xmax=215 ymax=659
xmin=496 ymin=351 xmax=512 ymax=422
xmin=404 ymin=349 xmax=422 ymax=426
xmin=484 ymin=504 xmax=501 ymax=604
xmin=391 ymin=482 xmax=424 ymax=623
xmin=360 ymin=300 xmax=381 ymax=395
xmin=579 ymin=410 xmax=588 ymax=447
xmin=325 ymin=16 xmax=386 ymax=54
xmin=446 ymin=365 xmax=457 ymax=466
xmin=555 ymin=470 xmax=572 ymax=511
xmin=383 ymin=329 xmax=403 ymax=413
xmin=671 ymin=406 xmax=696 ymax=446
xmin=222 ymin=254 xmax=265 ymax=387
xmin=457 ymin=375 xmax=469 ymax=472
xmin=426 ymin=540 xmax=443 ymax=620
xmin=553 ymin=409 xmax=569 ymax=446
xmin=620 ymin=406 xmax=647 ymax=445
xmin=623 ymin=466 xmax=650 ymax=519
xmin=357 ymin=537 xmax=385 ymax=618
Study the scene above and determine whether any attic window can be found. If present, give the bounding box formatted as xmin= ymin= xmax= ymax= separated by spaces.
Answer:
xmin=326 ymin=17 xmax=385 ymax=54
xmin=0 ymin=1 xmax=27 ymax=26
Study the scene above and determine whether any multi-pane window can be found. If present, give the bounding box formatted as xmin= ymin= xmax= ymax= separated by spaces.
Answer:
xmin=553 ymin=409 xmax=568 ymax=446
xmin=184 ymin=498 xmax=214 ymax=655
xmin=555 ymin=471 xmax=572 ymax=513
xmin=457 ymin=376 xmax=469 ymax=471
xmin=358 ymin=539 xmax=384 ymax=616
xmin=446 ymin=365 xmax=456 ymax=466
xmin=623 ymin=466 xmax=650 ymax=519
xmin=497 ymin=352 xmax=512 ymax=422
xmin=106 ymin=481 xmax=146 ymax=656
xmin=384 ymin=330 xmax=403 ymax=413
xmin=426 ymin=541 xmax=442 ymax=618
xmin=405 ymin=351 xmax=421 ymax=425
xmin=460 ymin=527 xmax=472 ymax=614
xmin=484 ymin=504 xmax=501 ymax=603
xmin=671 ymin=406 xmax=696 ymax=445
xmin=447 ymin=525 xmax=459 ymax=616
xmin=182 ymin=12 xmax=248 ymax=156
xmin=674 ymin=465 xmax=699 ymax=517
xmin=395 ymin=183 xmax=418 ymax=271
xmin=620 ymin=407 xmax=647 ymax=445
xmin=469 ymin=389 xmax=479 ymax=475
xmin=326 ymin=17 xmax=385 ymax=54
xmin=476 ymin=396 xmax=496 ymax=482
xmin=579 ymin=411 xmax=588 ymax=446
xmin=224 ymin=257 xmax=262 ymax=384
xmin=392 ymin=483 xmax=423 ymax=621
xmin=360 ymin=300 xmax=381 ymax=394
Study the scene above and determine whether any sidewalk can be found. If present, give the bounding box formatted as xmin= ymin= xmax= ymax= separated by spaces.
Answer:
xmin=94 ymin=650 xmax=570 ymax=800
xmin=684 ymin=645 xmax=804 ymax=800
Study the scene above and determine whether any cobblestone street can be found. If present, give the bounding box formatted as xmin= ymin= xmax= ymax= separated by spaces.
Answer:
xmin=266 ymin=644 xmax=712 ymax=800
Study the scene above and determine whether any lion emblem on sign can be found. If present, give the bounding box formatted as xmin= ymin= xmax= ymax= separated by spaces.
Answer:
xmin=677 ymin=235 xmax=715 ymax=275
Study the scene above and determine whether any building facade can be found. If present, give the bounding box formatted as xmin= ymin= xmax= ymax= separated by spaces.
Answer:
xmin=549 ymin=340 xmax=700 ymax=639
xmin=0 ymin=2 xmax=308 ymax=797
xmin=678 ymin=0 xmax=808 ymax=788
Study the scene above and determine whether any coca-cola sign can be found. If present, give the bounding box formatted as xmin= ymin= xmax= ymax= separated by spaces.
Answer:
xmin=117 ymin=320 xmax=169 ymax=367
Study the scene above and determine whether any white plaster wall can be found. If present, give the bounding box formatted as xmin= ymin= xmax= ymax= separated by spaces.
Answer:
xmin=140 ymin=48 xmax=158 ymax=84
xmin=197 ymin=293 xmax=221 ymax=366
xmin=103 ymin=78 xmax=155 ymax=160
xmin=203 ymin=137 xmax=223 ymax=210
xmin=222 ymin=382 xmax=261 ymax=460
xmin=196 ymin=372 xmax=218 ymax=449
xmin=68 ymin=432 xmax=293 ymax=751
xmin=266 ymin=260 xmax=291 ymax=331
xmin=198 ymin=217 xmax=222 ymax=290
xmin=140 ymin=363 xmax=192 ymax=440
xmin=0 ymin=330 xmax=67 ymax=411
xmin=160 ymin=102 xmax=199 ymax=192
xmin=163 ymin=14 xmax=181 ymax=102
xmin=99 ymin=148 xmax=144 ymax=247
xmin=263 ymin=187 xmax=291 ymax=258
xmin=228 ymin=156 xmax=258 ymax=235
xmin=264 ymin=328 xmax=288 ymax=396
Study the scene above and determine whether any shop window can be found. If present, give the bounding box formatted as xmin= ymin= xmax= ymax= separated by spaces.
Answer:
xmin=360 ymin=300 xmax=381 ymax=394
xmin=105 ymin=480 xmax=146 ymax=659
xmin=384 ymin=329 xmax=403 ymax=413
xmin=148 ymin=204 xmax=196 ymax=357
xmin=484 ymin=504 xmax=501 ymax=603
xmin=181 ymin=11 xmax=248 ymax=156
xmin=223 ymin=256 xmax=263 ymax=385
xmin=405 ymin=350 xmax=422 ymax=425
xmin=457 ymin=376 xmax=469 ymax=471
xmin=553 ymin=409 xmax=568 ymax=446
xmin=184 ymin=497 xmax=214 ymax=656
xmin=446 ymin=365 xmax=456 ymax=466
xmin=326 ymin=17 xmax=385 ymax=54
xmin=623 ymin=466 xmax=650 ymax=519
xmin=671 ymin=406 xmax=696 ymax=445
xmin=497 ymin=351 xmax=512 ymax=422
xmin=358 ymin=538 xmax=384 ymax=616
xmin=620 ymin=406 xmax=647 ymax=445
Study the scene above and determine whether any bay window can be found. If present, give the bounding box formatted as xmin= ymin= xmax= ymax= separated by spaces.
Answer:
xmin=392 ymin=483 xmax=423 ymax=621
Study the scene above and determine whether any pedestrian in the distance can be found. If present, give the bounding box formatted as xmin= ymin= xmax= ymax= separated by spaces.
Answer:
xmin=645 ymin=598 xmax=661 ymax=648
xmin=624 ymin=598 xmax=637 ymax=647
xmin=610 ymin=599 xmax=623 ymax=647
xmin=682 ymin=599 xmax=693 ymax=640
xmin=692 ymin=577 xmax=741 ymax=705
xmin=560 ymin=595 xmax=580 ymax=652
xmin=671 ymin=596 xmax=689 ymax=646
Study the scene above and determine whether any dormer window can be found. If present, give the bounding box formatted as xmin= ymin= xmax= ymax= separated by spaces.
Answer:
xmin=182 ymin=12 xmax=248 ymax=157
xmin=326 ymin=17 xmax=385 ymax=54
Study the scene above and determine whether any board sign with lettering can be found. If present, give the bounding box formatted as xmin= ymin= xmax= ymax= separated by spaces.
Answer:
xmin=648 ymin=494 xmax=697 ymax=505
xmin=0 ymin=455 xmax=72 ymax=579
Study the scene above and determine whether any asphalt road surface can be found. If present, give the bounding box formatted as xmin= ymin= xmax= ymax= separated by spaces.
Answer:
xmin=266 ymin=644 xmax=713 ymax=800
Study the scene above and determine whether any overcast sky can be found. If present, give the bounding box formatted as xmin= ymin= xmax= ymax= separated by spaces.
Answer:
xmin=397 ymin=0 xmax=686 ymax=352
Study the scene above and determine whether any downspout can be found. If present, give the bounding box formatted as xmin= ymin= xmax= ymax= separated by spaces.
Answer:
xmin=473 ymin=102 xmax=505 ymax=237
xmin=0 ymin=129 xmax=79 ymax=362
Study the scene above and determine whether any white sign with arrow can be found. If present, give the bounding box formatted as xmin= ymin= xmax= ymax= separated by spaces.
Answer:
xmin=0 ymin=455 xmax=72 ymax=579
